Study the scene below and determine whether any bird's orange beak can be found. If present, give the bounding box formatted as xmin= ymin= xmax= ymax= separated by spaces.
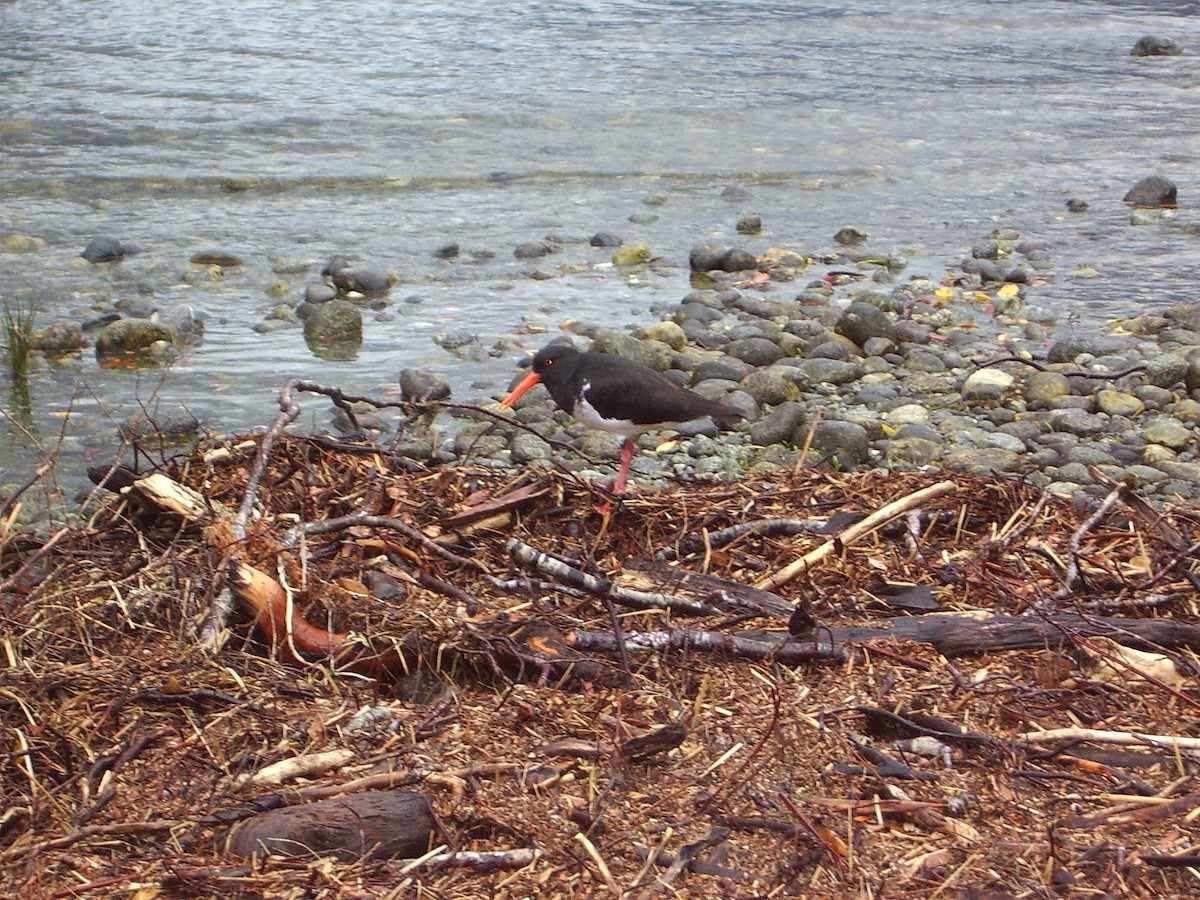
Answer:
xmin=500 ymin=371 xmax=542 ymax=408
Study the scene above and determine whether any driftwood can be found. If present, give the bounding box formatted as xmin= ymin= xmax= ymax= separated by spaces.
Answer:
xmin=509 ymin=539 xmax=797 ymax=619
xmin=754 ymin=480 xmax=959 ymax=591
xmin=227 ymin=790 xmax=436 ymax=861
xmin=508 ymin=539 xmax=721 ymax=616
xmin=1016 ymin=727 xmax=1200 ymax=758
xmin=126 ymin=473 xmax=412 ymax=676
xmin=802 ymin=610 xmax=1200 ymax=656
xmin=616 ymin=558 xmax=796 ymax=619
xmin=571 ymin=629 xmax=846 ymax=666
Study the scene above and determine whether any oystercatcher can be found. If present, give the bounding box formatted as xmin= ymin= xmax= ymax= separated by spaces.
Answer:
xmin=500 ymin=342 xmax=744 ymax=492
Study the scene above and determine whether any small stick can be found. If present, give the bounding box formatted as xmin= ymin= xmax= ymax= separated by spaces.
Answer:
xmin=969 ymin=355 xmax=1148 ymax=381
xmin=754 ymin=480 xmax=958 ymax=591
xmin=507 ymin=539 xmax=720 ymax=616
xmin=571 ymin=629 xmax=846 ymax=666
xmin=575 ymin=832 xmax=620 ymax=896
xmin=993 ymin=487 xmax=1051 ymax=550
xmin=235 ymin=379 xmax=302 ymax=539
xmin=656 ymin=518 xmax=829 ymax=561
xmin=282 ymin=511 xmax=485 ymax=572
xmin=1048 ymin=480 xmax=1128 ymax=604
xmin=198 ymin=585 xmax=237 ymax=653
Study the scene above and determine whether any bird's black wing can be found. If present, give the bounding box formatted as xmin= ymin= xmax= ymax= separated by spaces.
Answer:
xmin=581 ymin=356 xmax=741 ymax=426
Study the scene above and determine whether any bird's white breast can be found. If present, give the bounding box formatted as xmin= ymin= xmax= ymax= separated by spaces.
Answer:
xmin=575 ymin=381 xmax=678 ymax=438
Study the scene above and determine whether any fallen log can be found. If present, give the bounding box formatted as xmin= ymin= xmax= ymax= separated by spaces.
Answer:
xmin=804 ymin=610 xmax=1200 ymax=656
xmin=227 ymin=790 xmax=436 ymax=861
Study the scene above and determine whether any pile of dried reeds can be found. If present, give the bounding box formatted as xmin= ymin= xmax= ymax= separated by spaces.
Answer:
xmin=3 ymin=427 xmax=1200 ymax=898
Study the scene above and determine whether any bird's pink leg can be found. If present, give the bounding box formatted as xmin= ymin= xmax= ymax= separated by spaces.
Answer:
xmin=608 ymin=438 xmax=638 ymax=493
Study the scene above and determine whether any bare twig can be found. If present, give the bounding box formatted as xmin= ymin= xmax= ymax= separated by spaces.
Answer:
xmin=970 ymin=356 xmax=1149 ymax=382
xmin=754 ymin=480 xmax=959 ymax=591
xmin=198 ymin=585 xmax=237 ymax=653
xmin=570 ymin=629 xmax=846 ymax=666
xmin=508 ymin=539 xmax=720 ymax=616
xmin=656 ymin=517 xmax=829 ymax=561
xmin=1016 ymin=727 xmax=1200 ymax=758
xmin=1047 ymin=480 xmax=1128 ymax=604
xmin=234 ymin=379 xmax=303 ymax=540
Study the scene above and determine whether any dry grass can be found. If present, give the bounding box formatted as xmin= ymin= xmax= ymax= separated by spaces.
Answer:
xmin=3 ymin=435 xmax=1200 ymax=898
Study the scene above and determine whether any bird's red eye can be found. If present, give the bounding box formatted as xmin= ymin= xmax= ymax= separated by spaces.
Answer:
xmin=544 ymin=359 xmax=553 ymax=367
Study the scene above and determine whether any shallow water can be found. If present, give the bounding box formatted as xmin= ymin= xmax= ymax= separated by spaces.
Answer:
xmin=2 ymin=0 xmax=1200 ymax=506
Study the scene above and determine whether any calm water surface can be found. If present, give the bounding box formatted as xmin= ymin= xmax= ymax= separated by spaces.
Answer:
xmin=2 ymin=0 xmax=1199 ymax=507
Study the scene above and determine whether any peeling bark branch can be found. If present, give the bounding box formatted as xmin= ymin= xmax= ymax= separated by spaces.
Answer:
xmin=569 ymin=629 xmax=846 ymax=666
xmin=507 ymin=539 xmax=720 ymax=616
xmin=1048 ymin=480 xmax=1129 ymax=605
xmin=1016 ymin=727 xmax=1200 ymax=758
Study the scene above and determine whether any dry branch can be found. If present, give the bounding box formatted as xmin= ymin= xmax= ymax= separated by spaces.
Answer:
xmin=1016 ymin=727 xmax=1200 ymax=758
xmin=754 ymin=480 xmax=958 ymax=590
xmin=804 ymin=610 xmax=1200 ymax=656
xmin=507 ymin=538 xmax=720 ymax=616
xmin=570 ymin=628 xmax=846 ymax=666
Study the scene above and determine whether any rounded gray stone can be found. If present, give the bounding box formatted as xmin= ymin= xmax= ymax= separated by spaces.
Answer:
xmin=1144 ymin=417 xmax=1193 ymax=449
xmin=942 ymin=447 xmax=1024 ymax=475
xmin=802 ymin=420 xmax=871 ymax=464
xmin=738 ymin=368 xmax=800 ymax=406
xmin=726 ymin=337 xmax=785 ymax=367
xmin=749 ymin=401 xmax=806 ymax=445
xmin=793 ymin=358 xmax=863 ymax=386
xmin=836 ymin=301 xmax=891 ymax=347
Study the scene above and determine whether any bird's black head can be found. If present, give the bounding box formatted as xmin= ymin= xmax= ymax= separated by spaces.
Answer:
xmin=531 ymin=342 xmax=580 ymax=376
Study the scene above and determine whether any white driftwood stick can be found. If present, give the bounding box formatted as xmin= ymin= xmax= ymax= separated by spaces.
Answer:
xmin=753 ymin=480 xmax=958 ymax=591
xmin=1017 ymin=727 xmax=1200 ymax=756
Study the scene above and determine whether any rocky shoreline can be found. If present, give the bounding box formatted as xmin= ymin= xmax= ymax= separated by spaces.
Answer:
xmin=432 ymin=179 xmax=1200 ymax=511
xmin=458 ymin=274 xmax=1200 ymax=512
xmin=10 ymin=172 xmax=1200 ymax=521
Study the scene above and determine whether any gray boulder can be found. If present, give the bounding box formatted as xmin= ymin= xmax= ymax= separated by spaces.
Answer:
xmin=1123 ymin=175 xmax=1177 ymax=208
xmin=94 ymin=319 xmax=176 ymax=358
xmin=304 ymin=299 xmax=363 ymax=346
xmin=1131 ymin=35 xmax=1183 ymax=57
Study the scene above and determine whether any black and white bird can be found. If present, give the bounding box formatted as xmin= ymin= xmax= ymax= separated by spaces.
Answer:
xmin=500 ymin=343 xmax=744 ymax=492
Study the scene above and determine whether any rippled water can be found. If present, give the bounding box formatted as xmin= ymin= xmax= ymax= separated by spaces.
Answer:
xmin=2 ymin=0 xmax=1199 ymax=507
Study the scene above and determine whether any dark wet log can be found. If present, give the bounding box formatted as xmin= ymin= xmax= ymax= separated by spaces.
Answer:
xmin=228 ymin=790 xmax=436 ymax=861
xmin=810 ymin=611 xmax=1200 ymax=656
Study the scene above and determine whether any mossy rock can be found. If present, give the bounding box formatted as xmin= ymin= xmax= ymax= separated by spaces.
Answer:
xmin=94 ymin=320 xmax=176 ymax=358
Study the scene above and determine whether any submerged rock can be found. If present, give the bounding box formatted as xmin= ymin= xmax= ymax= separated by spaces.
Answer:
xmin=80 ymin=236 xmax=128 ymax=263
xmin=119 ymin=410 xmax=201 ymax=443
xmin=33 ymin=322 xmax=85 ymax=357
xmin=612 ymin=244 xmax=652 ymax=266
xmin=304 ymin=300 xmax=363 ymax=346
xmin=1130 ymin=35 xmax=1183 ymax=57
xmin=1123 ymin=175 xmax=1177 ymax=208
xmin=191 ymin=250 xmax=243 ymax=268
xmin=94 ymin=319 xmax=176 ymax=358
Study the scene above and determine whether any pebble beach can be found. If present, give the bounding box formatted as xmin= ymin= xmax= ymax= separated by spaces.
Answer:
xmin=458 ymin=213 xmax=1200 ymax=511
